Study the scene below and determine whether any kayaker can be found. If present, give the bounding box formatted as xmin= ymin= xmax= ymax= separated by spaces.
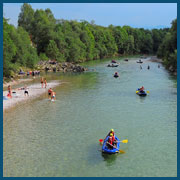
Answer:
xmin=107 ymin=133 xmax=113 ymax=149
xmin=139 ymin=86 xmax=144 ymax=92
xmin=114 ymin=72 xmax=119 ymax=77
xmin=105 ymin=129 xmax=115 ymax=139
xmin=107 ymin=133 xmax=117 ymax=149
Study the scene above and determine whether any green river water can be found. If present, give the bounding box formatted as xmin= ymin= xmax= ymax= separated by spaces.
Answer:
xmin=3 ymin=57 xmax=177 ymax=177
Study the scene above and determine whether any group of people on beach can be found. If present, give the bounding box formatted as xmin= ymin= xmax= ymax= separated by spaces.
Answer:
xmin=6 ymin=84 xmax=29 ymax=98
xmin=5 ymin=77 xmax=56 ymax=101
xmin=41 ymin=77 xmax=56 ymax=101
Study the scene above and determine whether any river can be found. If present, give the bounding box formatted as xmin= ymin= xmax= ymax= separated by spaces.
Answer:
xmin=3 ymin=56 xmax=177 ymax=177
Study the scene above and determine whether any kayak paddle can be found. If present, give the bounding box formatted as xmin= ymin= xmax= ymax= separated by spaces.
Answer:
xmin=119 ymin=149 xmax=126 ymax=153
xmin=120 ymin=139 xmax=128 ymax=143
xmin=99 ymin=139 xmax=104 ymax=145
xmin=99 ymin=139 xmax=128 ymax=143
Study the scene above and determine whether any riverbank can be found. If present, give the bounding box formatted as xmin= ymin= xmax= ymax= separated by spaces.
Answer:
xmin=148 ymin=56 xmax=163 ymax=63
xmin=3 ymin=78 xmax=34 ymax=88
xmin=3 ymin=80 xmax=60 ymax=111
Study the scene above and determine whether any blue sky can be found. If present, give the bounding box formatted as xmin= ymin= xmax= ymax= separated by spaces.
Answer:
xmin=3 ymin=3 xmax=177 ymax=29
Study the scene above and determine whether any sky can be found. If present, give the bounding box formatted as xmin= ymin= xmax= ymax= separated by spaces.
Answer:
xmin=3 ymin=3 xmax=177 ymax=29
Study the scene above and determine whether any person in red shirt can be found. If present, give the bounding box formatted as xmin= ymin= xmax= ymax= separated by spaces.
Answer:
xmin=107 ymin=133 xmax=117 ymax=149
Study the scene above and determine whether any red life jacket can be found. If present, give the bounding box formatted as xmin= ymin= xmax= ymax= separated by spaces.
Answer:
xmin=112 ymin=136 xmax=115 ymax=142
xmin=108 ymin=137 xmax=113 ymax=145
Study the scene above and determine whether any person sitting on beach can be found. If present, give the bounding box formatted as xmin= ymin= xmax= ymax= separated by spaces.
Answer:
xmin=44 ymin=78 xmax=47 ymax=88
xmin=51 ymin=91 xmax=56 ymax=101
xmin=41 ymin=77 xmax=44 ymax=88
xmin=48 ymin=88 xmax=53 ymax=99
xmin=7 ymin=85 xmax=12 ymax=98
xmin=18 ymin=87 xmax=25 ymax=90
xmin=24 ymin=85 xmax=29 ymax=97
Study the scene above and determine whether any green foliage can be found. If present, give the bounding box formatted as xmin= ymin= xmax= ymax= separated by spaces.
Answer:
xmin=157 ymin=19 xmax=177 ymax=71
xmin=39 ymin=53 xmax=49 ymax=61
xmin=18 ymin=3 xmax=34 ymax=33
xmin=3 ymin=17 xmax=39 ymax=77
xmin=3 ymin=3 xmax=177 ymax=78
xmin=46 ymin=40 xmax=61 ymax=61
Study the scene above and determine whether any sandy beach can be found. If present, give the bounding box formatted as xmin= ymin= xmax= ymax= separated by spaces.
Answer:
xmin=3 ymin=80 xmax=60 ymax=111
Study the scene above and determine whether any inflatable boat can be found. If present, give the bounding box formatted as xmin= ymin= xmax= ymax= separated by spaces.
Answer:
xmin=102 ymin=136 xmax=120 ymax=154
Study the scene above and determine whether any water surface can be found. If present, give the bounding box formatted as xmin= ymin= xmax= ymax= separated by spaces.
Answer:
xmin=3 ymin=57 xmax=177 ymax=177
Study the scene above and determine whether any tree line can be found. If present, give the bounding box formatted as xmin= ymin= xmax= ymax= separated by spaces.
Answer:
xmin=3 ymin=3 xmax=177 ymax=77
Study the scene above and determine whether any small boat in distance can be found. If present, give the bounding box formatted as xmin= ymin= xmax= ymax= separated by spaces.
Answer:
xmin=136 ymin=59 xmax=143 ymax=63
xmin=107 ymin=63 xmax=119 ymax=67
xmin=136 ymin=88 xmax=147 ymax=96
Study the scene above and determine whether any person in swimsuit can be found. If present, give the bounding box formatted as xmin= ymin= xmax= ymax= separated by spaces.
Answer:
xmin=51 ymin=91 xmax=56 ymax=101
xmin=44 ymin=78 xmax=47 ymax=88
xmin=24 ymin=85 xmax=29 ymax=96
xmin=41 ymin=77 xmax=44 ymax=88
xmin=7 ymin=85 xmax=12 ymax=98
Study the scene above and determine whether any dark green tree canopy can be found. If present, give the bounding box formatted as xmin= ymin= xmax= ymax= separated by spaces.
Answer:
xmin=3 ymin=3 xmax=177 ymax=77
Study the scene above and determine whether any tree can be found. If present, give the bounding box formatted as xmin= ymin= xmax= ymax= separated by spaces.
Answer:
xmin=46 ymin=40 xmax=60 ymax=60
xmin=18 ymin=3 xmax=34 ymax=33
xmin=157 ymin=18 xmax=177 ymax=72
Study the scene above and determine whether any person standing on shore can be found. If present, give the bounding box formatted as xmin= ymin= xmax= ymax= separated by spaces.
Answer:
xmin=44 ymin=78 xmax=47 ymax=88
xmin=7 ymin=85 xmax=12 ymax=98
xmin=24 ymin=85 xmax=29 ymax=97
xmin=41 ymin=77 xmax=44 ymax=88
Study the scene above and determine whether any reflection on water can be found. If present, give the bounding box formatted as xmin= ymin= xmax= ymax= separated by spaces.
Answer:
xmin=101 ymin=153 xmax=117 ymax=166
